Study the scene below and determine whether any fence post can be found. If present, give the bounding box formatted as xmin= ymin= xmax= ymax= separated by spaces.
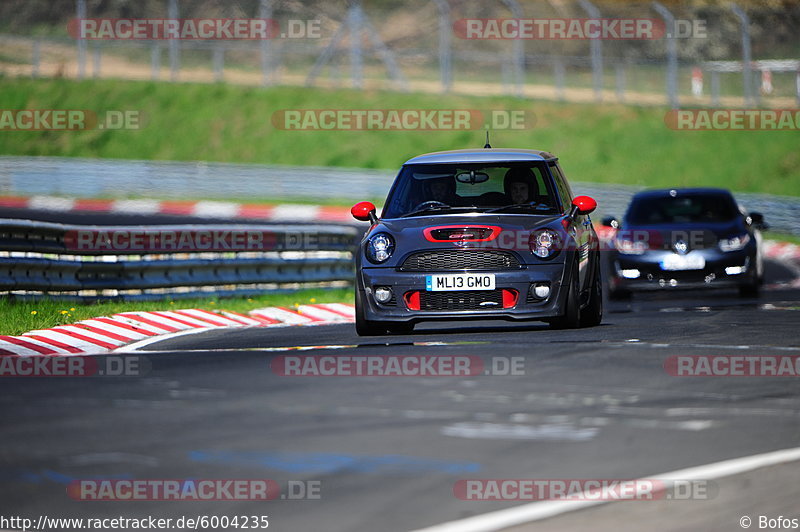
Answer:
xmin=796 ymin=69 xmax=800 ymax=108
xmin=433 ymin=0 xmax=452 ymax=93
xmin=151 ymin=43 xmax=160 ymax=80
xmin=501 ymin=0 xmax=524 ymax=97
xmin=578 ymin=0 xmax=603 ymax=102
xmin=260 ymin=0 xmax=273 ymax=86
xmin=711 ymin=69 xmax=720 ymax=106
xmin=168 ymin=0 xmax=179 ymax=81
xmin=213 ymin=44 xmax=224 ymax=82
xmin=32 ymin=39 xmax=40 ymax=78
xmin=349 ymin=0 xmax=363 ymax=89
xmin=615 ymin=63 xmax=625 ymax=102
xmin=554 ymin=56 xmax=565 ymax=101
xmin=730 ymin=4 xmax=753 ymax=106
xmin=92 ymin=43 xmax=101 ymax=78
xmin=76 ymin=0 xmax=87 ymax=79
xmin=652 ymin=1 xmax=678 ymax=109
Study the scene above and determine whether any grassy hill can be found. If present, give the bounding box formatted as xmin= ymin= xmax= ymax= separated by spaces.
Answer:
xmin=1 ymin=77 xmax=798 ymax=196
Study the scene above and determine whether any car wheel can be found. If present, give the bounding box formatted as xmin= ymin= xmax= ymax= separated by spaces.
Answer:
xmin=550 ymin=262 xmax=581 ymax=330
xmin=579 ymin=261 xmax=603 ymax=328
xmin=355 ymin=291 xmax=387 ymax=336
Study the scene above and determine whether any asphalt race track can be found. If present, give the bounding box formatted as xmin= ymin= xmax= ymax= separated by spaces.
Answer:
xmin=2 ymin=260 xmax=799 ymax=531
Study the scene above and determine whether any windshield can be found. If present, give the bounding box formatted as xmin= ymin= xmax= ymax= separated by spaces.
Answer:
xmin=626 ymin=193 xmax=740 ymax=225
xmin=381 ymin=163 xmax=561 ymax=218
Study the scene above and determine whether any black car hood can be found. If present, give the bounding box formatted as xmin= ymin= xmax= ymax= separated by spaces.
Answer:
xmin=619 ymin=219 xmax=749 ymax=250
xmin=379 ymin=213 xmax=563 ymax=233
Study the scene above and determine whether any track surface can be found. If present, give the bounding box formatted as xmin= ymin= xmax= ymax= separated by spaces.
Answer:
xmin=2 ymin=261 xmax=799 ymax=531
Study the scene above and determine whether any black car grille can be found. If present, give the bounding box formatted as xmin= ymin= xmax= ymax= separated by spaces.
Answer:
xmin=419 ymin=290 xmax=503 ymax=311
xmin=400 ymin=250 xmax=521 ymax=271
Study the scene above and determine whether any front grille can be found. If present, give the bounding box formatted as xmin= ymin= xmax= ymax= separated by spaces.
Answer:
xmin=419 ymin=290 xmax=503 ymax=311
xmin=400 ymin=250 xmax=521 ymax=271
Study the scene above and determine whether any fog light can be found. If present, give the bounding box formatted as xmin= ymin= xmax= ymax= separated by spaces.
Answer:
xmin=530 ymin=283 xmax=550 ymax=300
xmin=725 ymin=266 xmax=745 ymax=275
xmin=621 ymin=269 xmax=640 ymax=279
xmin=374 ymin=286 xmax=393 ymax=303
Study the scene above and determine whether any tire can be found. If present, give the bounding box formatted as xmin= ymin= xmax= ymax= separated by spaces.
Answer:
xmin=355 ymin=291 xmax=387 ymax=336
xmin=550 ymin=262 xmax=581 ymax=330
xmin=579 ymin=260 xmax=603 ymax=328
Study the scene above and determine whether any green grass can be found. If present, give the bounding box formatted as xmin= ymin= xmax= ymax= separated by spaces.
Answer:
xmin=0 ymin=288 xmax=352 ymax=336
xmin=765 ymin=232 xmax=800 ymax=246
xmin=0 ymin=78 xmax=798 ymax=196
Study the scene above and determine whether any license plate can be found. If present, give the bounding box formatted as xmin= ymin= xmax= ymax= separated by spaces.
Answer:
xmin=426 ymin=273 xmax=496 ymax=291
xmin=660 ymin=254 xmax=706 ymax=271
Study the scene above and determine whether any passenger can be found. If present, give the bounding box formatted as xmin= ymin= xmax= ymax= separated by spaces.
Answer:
xmin=503 ymin=167 xmax=539 ymax=204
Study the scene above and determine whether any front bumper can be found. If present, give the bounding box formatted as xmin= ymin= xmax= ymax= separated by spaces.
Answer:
xmin=609 ymin=247 xmax=756 ymax=292
xmin=358 ymin=263 xmax=569 ymax=323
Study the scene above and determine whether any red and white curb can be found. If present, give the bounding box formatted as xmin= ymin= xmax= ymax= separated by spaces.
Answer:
xmin=0 ymin=304 xmax=355 ymax=357
xmin=0 ymin=195 xmax=354 ymax=223
xmin=763 ymin=240 xmax=800 ymax=263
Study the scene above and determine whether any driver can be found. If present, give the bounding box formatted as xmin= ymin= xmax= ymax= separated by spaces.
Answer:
xmin=503 ymin=167 xmax=540 ymax=204
xmin=426 ymin=176 xmax=462 ymax=205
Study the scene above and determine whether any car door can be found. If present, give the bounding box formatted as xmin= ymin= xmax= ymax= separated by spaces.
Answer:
xmin=549 ymin=162 xmax=592 ymax=292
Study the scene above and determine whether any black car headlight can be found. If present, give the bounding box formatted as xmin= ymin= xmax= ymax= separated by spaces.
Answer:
xmin=719 ymin=233 xmax=750 ymax=252
xmin=366 ymin=233 xmax=395 ymax=263
xmin=615 ymin=237 xmax=648 ymax=255
xmin=529 ymin=229 xmax=562 ymax=259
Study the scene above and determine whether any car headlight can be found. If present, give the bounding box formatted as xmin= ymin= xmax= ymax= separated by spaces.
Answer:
xmin=529 ymin=229 xmax=562 ymax=259
xmin=366 ymin=233 xmax=395 ymax=263
xmin=615 ymin=238 xmax=648 ymax=255
xmin=719 ymin=233 xmax=750 ymax=252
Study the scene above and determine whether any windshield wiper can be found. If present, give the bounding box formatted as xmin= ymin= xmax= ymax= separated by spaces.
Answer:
xmin=485 ymin=203 xmax=552 ymax=214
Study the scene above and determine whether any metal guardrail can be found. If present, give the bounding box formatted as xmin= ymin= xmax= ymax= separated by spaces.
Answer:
xmin=2 ymin=157 xmax=797 ymax=236
xmin=0 ymin=219 xmax=358 ymax=300
xmin=0 ymin=156 xmax=393 ymax=202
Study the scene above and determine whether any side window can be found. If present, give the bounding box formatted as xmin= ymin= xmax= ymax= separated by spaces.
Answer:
xmin=548 ymin=162 xmax=573 ymax=212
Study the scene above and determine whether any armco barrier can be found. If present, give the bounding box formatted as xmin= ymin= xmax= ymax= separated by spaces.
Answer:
xmin=0 ymin=218 xmax=359 ymax=300
xmin=2 ymin=157 xmax=797 ymax=236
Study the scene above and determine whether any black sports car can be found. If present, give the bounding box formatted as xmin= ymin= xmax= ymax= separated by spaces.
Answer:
xmin=603 ymin=188 xmax=766 ymax=300
xmin=350 ymin=148 xmax=603 ymax=336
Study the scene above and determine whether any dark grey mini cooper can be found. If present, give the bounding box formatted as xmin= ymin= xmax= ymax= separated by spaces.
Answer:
xmin=350 ymin=148 xmax=603 ymax=336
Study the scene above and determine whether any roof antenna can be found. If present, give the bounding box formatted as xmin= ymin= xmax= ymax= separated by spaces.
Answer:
xmin=483 ymin=130 xmax=492 ymax=149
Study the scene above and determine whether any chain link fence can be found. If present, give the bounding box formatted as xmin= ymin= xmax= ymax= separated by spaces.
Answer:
xmin=1 ymin=0 xmax=799 ymax=108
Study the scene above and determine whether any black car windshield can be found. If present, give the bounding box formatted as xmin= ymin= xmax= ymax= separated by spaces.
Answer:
xmin=381 ymin=163 xmax=561 ymax=218
xmin=626 ymin=193 xmax=740 ymax=225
